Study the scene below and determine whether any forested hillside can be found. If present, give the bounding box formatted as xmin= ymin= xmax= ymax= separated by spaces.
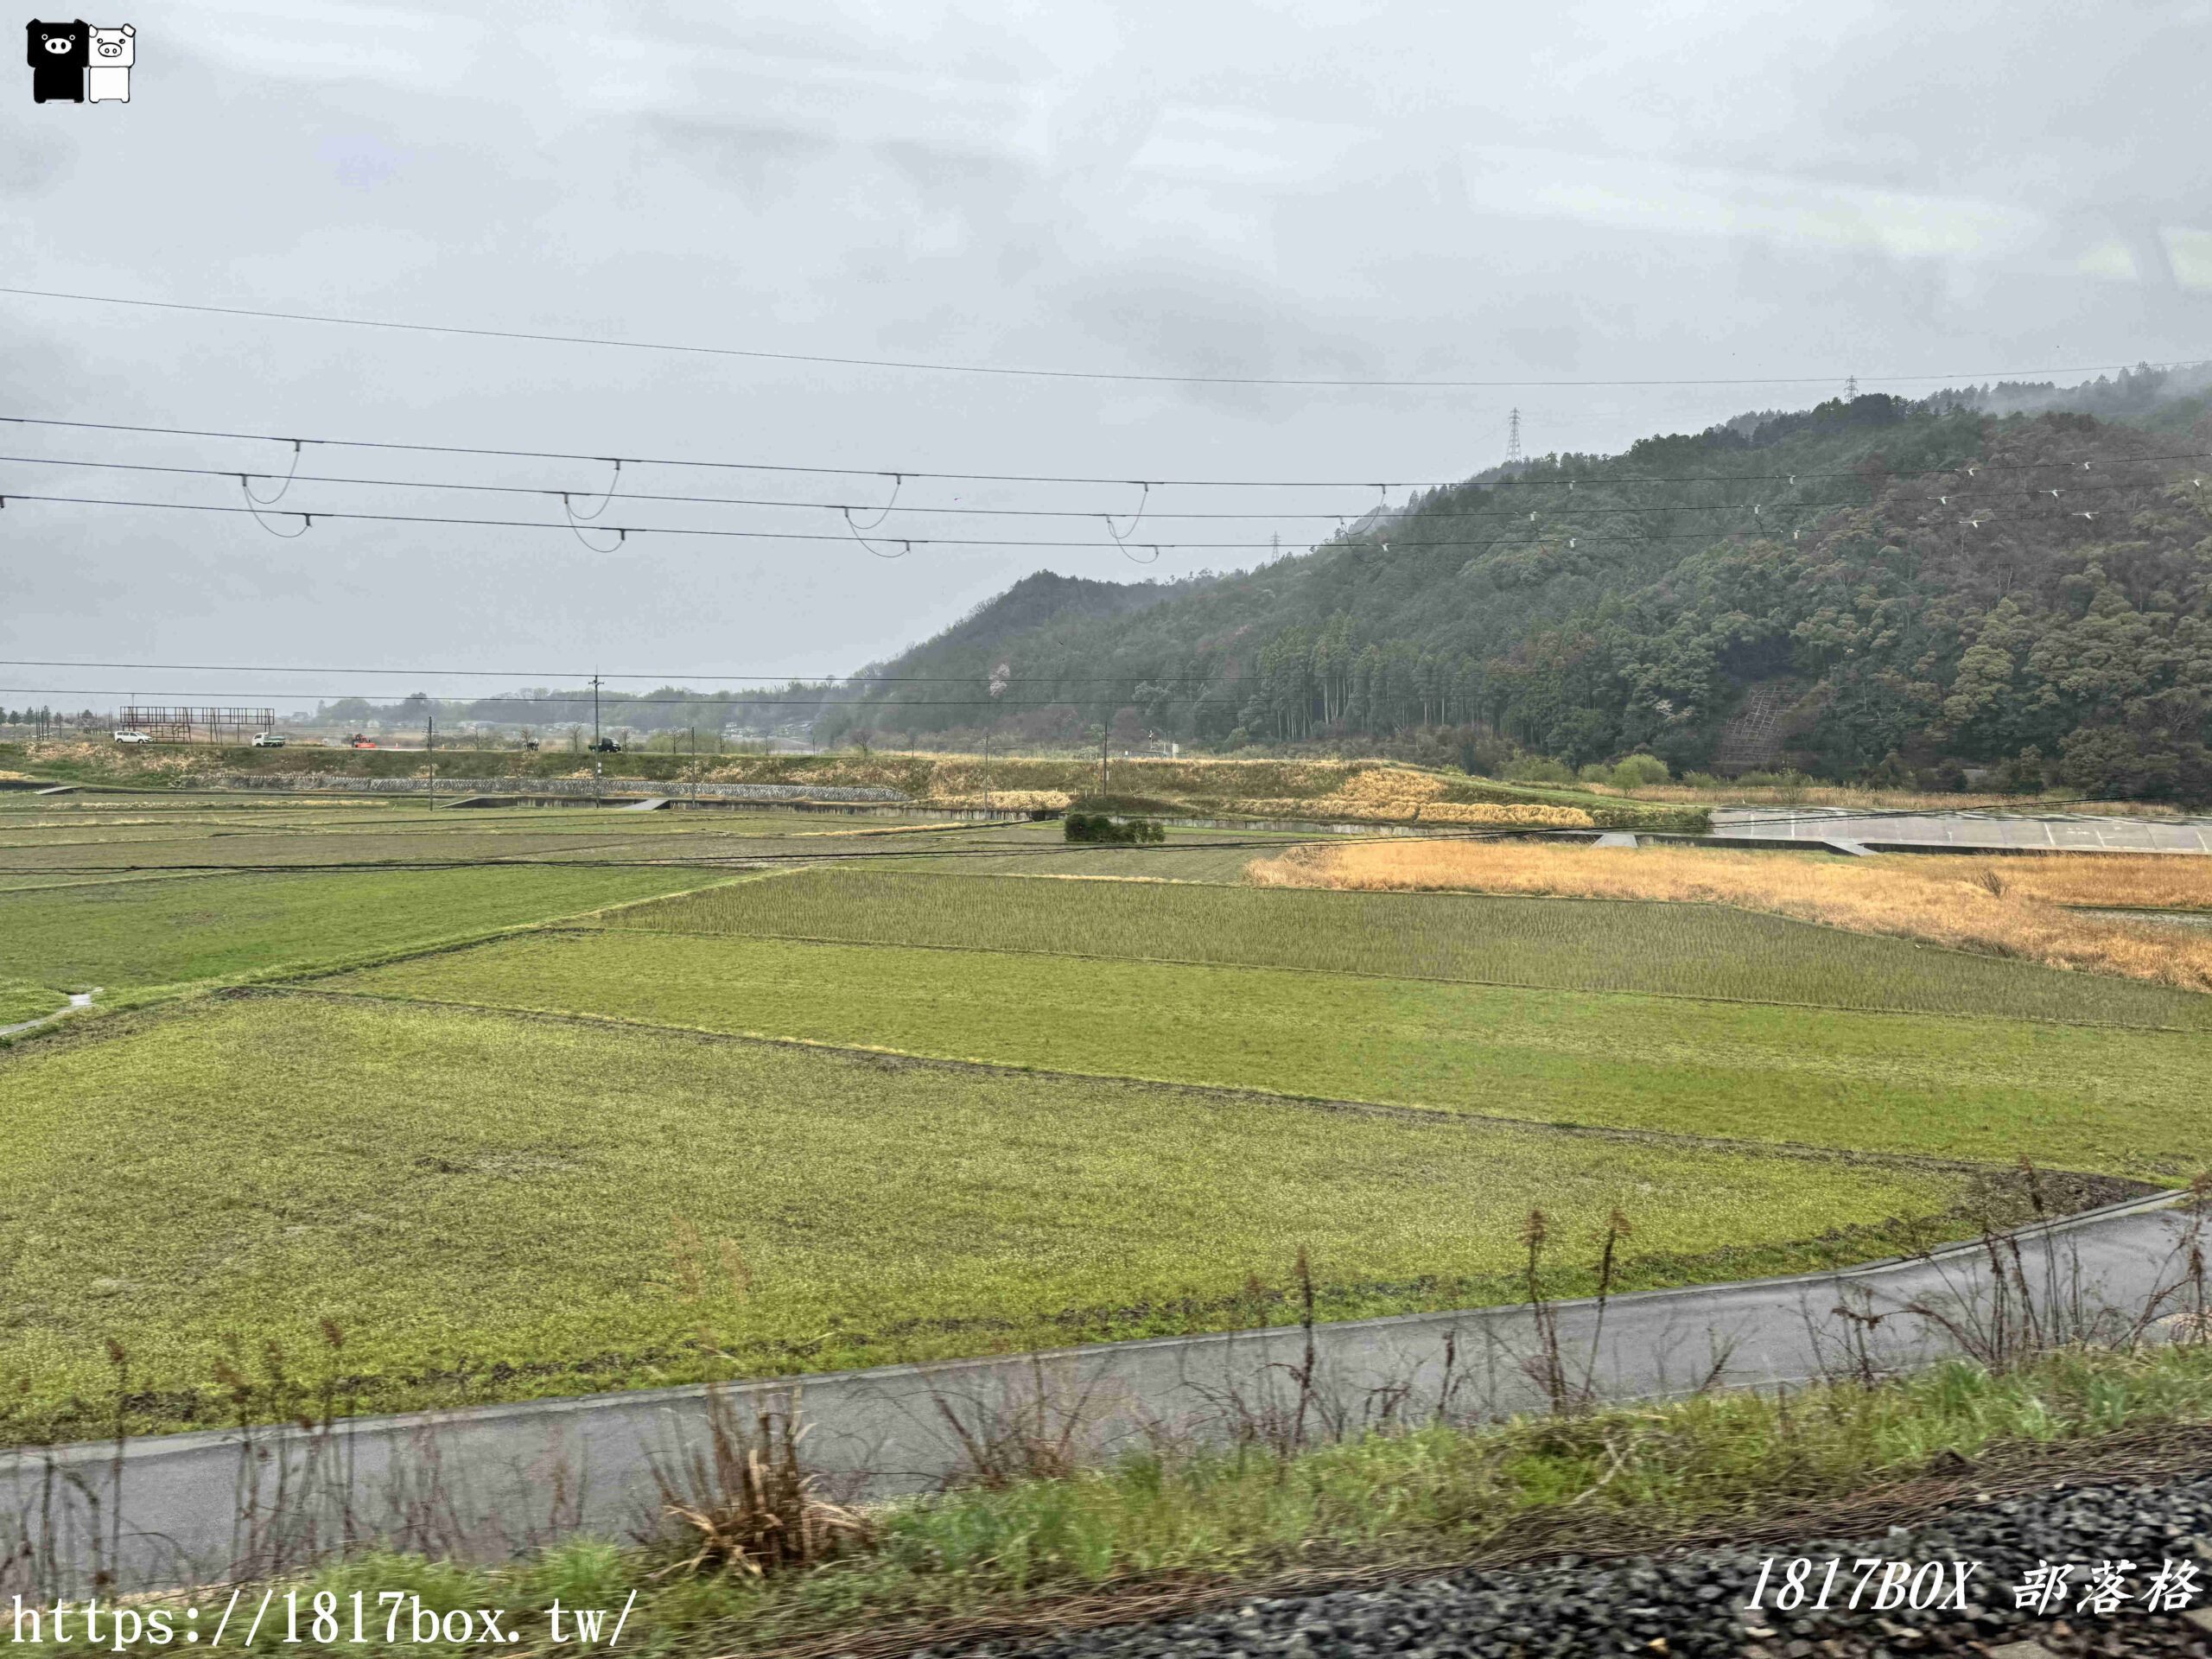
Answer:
xmin=826 ymin=373 xmax=2212 ymax=798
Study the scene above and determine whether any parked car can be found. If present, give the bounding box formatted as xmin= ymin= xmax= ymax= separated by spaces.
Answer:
xmin=251 ymin=732 xmax=287 ymax=747
xmin=592 ymin=737 xmax=622 ymax=753
xmin=112 ymin=729 xmax=153 ymax=745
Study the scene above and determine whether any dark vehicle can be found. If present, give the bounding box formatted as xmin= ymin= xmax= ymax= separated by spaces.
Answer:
xmin=592 ymin=738 xmax=622 ymax=753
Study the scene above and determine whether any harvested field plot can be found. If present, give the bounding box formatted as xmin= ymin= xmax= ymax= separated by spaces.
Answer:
xmin=0 ymin=798 xmax=963 ymax=874
xmin=860 ymin=830 xmax=1315 ymax=881
xmin=604 ymin=868 xmax=2212 ymax=1027
xmin=0 ymin=865 xmax=729 ymax=993
xmin=334 ymin=929 xmax=2212 ymax=1176
xmin=0 ymin=995 xmax=1986 ymax=1441
xmin=0 ymin=827 xmax=720 ymax=871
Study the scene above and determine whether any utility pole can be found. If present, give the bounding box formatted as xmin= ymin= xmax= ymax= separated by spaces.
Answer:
xmin=1100 ymin=719 xmax=1109 ymax=799
xmin=426 ymin=710 xmax=435 ymax=813
xmin=591 ymin=674 xmax=602 ymax=798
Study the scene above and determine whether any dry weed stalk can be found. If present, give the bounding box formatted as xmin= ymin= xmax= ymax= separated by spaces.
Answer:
xmin=655 ymin=1391 xmax=870 ymax=1578
xmin=928 ymin=1357 xmax=1107 ymax=1490
xmin=1249 ymin=841 xmax=2212 ymax=991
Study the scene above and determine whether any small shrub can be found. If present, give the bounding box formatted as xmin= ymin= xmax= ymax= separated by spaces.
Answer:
xmin=1064 ymin=813 xmax=1165 ymax=845
xmin=1610 ymin=753 xmax=1670 ymax=789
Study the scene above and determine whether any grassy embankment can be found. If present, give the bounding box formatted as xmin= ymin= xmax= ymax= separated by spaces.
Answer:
xmin=0 ymin=995 xmax=1977 ymax=1441
xmin=42 ymin=1341 xmax=2212 ymax=1657
xmin=339 ymin=875 xmax=2212 ymax=1174
xmin=1249 ymin=841 xmax=2212 ymax=992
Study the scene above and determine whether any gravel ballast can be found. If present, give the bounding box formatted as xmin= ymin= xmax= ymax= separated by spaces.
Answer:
xmin=927 ymin=1467 xmax=2212 ymax=1658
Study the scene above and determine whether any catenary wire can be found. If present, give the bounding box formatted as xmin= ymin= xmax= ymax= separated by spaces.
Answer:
xmin=0 ymin=491 xmax=2145 ymax=553
xmin=0 ymin=449 xmax=2185 ymax=524
xmin=8 ymin=411 xmax=2207 ymax=492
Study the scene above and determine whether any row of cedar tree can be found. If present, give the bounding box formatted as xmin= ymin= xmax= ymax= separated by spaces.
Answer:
xmin=823 ymin=383 xmax=2212 ymax=800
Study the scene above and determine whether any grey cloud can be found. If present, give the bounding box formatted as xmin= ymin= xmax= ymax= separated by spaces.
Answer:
xmin=5 ymin=0 xmax=2211 ymax=712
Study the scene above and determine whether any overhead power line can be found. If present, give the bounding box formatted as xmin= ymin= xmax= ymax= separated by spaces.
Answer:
xmin=1 ymin=412 xmax=1454 ymax=491
xmin=7 ymin=412 xmax=2202 ymax=498
xmin=0 ymin=450 xmax=2184 ymax=525
xmin=0 ymin=489 xmax=2161 ymax=554
xmin=7 ymin=285 xmax=2202 ymax=391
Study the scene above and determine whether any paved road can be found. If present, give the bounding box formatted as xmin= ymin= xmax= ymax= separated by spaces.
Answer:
xmin=1707 ymin=808 xmax=2212 ymax=855
xmin=4 ymin=1193 xmax=2199 ymax=1596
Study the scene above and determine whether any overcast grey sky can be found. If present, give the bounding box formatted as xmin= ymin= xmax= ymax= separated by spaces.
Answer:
xmin=5 ymin=0 xmax=2209 ymax=711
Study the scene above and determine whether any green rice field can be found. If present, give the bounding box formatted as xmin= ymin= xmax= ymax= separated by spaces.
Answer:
xmin=0 ymin=865 xmax=732 ymax=994
xmin=331 ymin=927 xmax=2212 ymax=1176
xmin=0 ymin=993 xmax=1986 ymax=1441
xmin=606 ymin=867 xmax=2212 ymax=1028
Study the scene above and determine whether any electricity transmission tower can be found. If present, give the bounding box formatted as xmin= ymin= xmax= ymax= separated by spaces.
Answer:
xmin=1845 ymin=374 xmax=1859 ymax=399
xmin=1507 ymin=407 xmax=1522 ymax=466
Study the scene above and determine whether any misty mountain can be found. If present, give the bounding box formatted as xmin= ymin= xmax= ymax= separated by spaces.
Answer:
xmin=825 ymin=369 xmax=2212 ymax=798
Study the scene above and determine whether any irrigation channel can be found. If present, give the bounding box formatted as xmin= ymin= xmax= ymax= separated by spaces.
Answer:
xmin=5 ymin=1191 xmax=2202 ymax=1596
